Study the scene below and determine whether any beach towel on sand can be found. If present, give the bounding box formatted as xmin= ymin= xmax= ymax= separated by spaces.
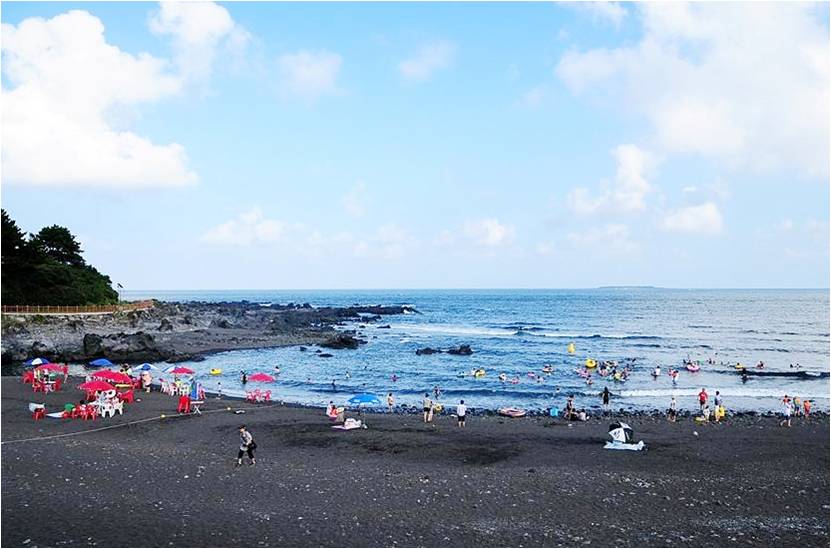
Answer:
xmin=604 ymin=440 xmax=645 ymax=451
xmin=332 ymin=418 xmax=364 ymax=431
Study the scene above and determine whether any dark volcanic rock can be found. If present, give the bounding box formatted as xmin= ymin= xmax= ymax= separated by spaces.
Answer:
xmin=83 ymin=333 xmax=104 ymax=356
xmin=416 ymin=347 xmax=442 ymax=355
xmin=377 ymin=325 xmax=391 ymax=329
xmin=209 ymin=319 xmax=231 ymax=329
xmin=447 ymin=344 xmax=473 ymax=355
xmin=31 ymin=341 xmax=51 ymax=356
xmin=159 ymin=318 xmax=174 ymax=332
xmin=320 ymin=333 xmax=366 ymax=350
xmin=318 ymin=353 xmax=334 ymax=358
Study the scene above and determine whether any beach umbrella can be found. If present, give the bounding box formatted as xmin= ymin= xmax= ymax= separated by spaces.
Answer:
xmin=249 ymin=373 xmax=275 ymax=383
xmin=78 ymin=380 xmax=116 ymax=392
xmin=25 ymin=358 xmax=50 ymax=366
xmin=609 ymin=421 xmax=633 ymax=444
xmin=169 ymin=367 xmax=194 ymax=375
xmin=91 ymin=370 xmax=132 ymax=384
xmin=35 ymin=363 xmax=65 ymax=373
xmin=137 ymin=363 xmax=157 ymax=371
xmin=347 ymin=393 xmax=381 ymax=407
xmin=89 ymin=358 xmax=114 ymax=367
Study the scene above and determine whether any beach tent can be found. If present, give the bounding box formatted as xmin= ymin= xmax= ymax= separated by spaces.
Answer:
xmin=89 ymin=358 xmax=114 ymax=368
xmin=609 ymin=421 xmax=633 ymax=443
xmin=25 ymin=358 xmax=50 ymax=366
xmin=347 ymin=393 xmax=381 ymax=407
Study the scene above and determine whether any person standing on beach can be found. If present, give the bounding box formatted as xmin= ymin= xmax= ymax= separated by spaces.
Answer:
xmin=386 ymin=392 xmax=395 ymax=412
xmin=457 ymin=400 xmax=467 ymax=427
xmin=236 ymin=425 xmax=256 ymax=467
xmin=698 ymin=388 xmax=708 ymax=413
xmin=713 ymin=391 xmax=723 ymax=422
xmin=423 ymin=393 xmax=433 ymax=423
xmin=780 ymin=396 xmax=792 ymax=427
xmin=668 ymin=396 xmax=677 ymax=422
xmin=803 ymin=399 xmax=812 ymax=419
xmin=601 ymin=386 xmax=610 ymax=415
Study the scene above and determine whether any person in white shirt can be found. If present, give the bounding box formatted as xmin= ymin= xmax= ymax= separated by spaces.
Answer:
xmin=457 ymin=400 xmax=467 ymax=427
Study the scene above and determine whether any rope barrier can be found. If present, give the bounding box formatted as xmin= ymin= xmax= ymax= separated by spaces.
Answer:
xmin=1 ymin=403 xmax=276 ymax=445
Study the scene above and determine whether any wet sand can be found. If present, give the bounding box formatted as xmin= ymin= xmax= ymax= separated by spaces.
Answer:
xmin=1 ymin=377 xmax=828 ymax=547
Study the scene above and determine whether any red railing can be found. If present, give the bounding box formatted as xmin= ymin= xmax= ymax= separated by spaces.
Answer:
xmin=1 ymin=300 xmax=155 ymax=315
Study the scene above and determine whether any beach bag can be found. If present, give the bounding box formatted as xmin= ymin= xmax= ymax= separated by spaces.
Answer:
xmin=249 ymin=440 xmax=257 ymax=450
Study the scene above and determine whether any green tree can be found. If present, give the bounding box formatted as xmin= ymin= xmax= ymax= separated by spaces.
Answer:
xmin=31 ymin=225 xmax=86 ymax=266
xmin=1 ymin=210 xmax=117 ymax=305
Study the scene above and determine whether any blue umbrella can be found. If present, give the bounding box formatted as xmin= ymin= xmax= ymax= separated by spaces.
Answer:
xmin=347 ymin=393 xmax=381 ymax=406
xmin=89 ymin=358 xmax=114 ymax=367
xmin=137 ymin=363 xmax=157 ymax=371
xmin=25 ymin=358 xmax=49 ymax=366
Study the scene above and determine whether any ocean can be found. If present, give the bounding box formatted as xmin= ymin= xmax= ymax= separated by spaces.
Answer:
xmin=122 ymin=289 xmax=830 ymax=413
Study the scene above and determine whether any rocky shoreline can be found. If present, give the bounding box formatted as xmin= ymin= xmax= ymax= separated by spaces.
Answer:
xmin=0 ymin=300 xmax=415 ymax=373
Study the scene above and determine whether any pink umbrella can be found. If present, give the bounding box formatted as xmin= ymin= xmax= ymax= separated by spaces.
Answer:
xmin=92 ymin=370 xmax=132 ymax=384
xmin=78 ymin=380 xmax=116 ymax=392
xmin=249 ymin=373 xmax=275 ymax=383
xmin=35 ymin=363 xmax=65 ymax=372
xmin=169 ymin=367 xmax=194 ymax=375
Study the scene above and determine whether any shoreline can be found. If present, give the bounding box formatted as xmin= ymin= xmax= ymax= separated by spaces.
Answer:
xmin=2 ymin=377 xmax=828 ymax=547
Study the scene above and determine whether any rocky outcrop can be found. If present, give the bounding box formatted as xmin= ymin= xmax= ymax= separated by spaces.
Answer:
xmin=447 ymin=344 xmax=473 ymax=356
xmin=159 ymin=318 xmax=174 ymax=332
xmin=320 ymin=333 xmax=366 ymax=350
xmin=416 ymin=347 xmax=441 ymax=355
xmin=416 ymin=344 xmax=473 ymax=356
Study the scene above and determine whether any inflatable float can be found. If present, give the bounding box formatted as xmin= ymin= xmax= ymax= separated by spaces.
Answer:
xmin=473 ymin=369 xmax=486 ymax=378
xmin=585 ymin=359 xmax=597 ymax=369
xmin=685 ymin=363 xmax=700 ymax=373
xmin=542 ymin=366 xmax=553 ymax=374
xmin=498 ymin=407 xmax=527 ymax=418
xmin=567 ymin=343 xmax=576 ymax=354
xmin=210 ymin=369 xmax=222 ymax=376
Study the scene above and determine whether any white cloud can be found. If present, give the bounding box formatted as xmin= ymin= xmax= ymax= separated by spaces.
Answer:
xmin=573 ymin=2 xmax=628 ymax=28
xmin=566 ymin=224 xmax=639 ymax=254
xmin=1 ymin=10 xmax=197 ymax=187
xmin=462 ymin=219 xmax=516 ymax=247
xmin=342 ymin=182 xmax=367 ymax=218
xmin=149 ymin=1 xmax=250 ymax=82
xmin=567 ymin=144 xmax=654 ymax=215
xmin=520 ymin=86 xmax=545 ymax=108
xmin=201 ymin=208 xmax=289 ymax=245
xmin=399 ymin=40 xmax=456 ymax=82
xmin=556 ymin=2 xmax=829 ymax=178
xmin=277 ymin=50 xmax=342 ymax=101
xmin=662 ymin=202 xmax=724 ymax=235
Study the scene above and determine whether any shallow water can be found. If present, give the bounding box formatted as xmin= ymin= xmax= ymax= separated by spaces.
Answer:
xmin=123 ymin=289 xmax=830 ymax=412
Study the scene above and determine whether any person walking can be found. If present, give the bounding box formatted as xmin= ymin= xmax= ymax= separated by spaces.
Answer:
xmin=457 ymin=400 xmax=467 ymax=427
xmin=698 ymin=388 xmax=708 ymax=413
xmin=601 ymin=386 xmax=611 ymax=416
xmin=236 ymin=425 xmax=256 ymax=467
xmin=386 ymin=392 xmax=395 ymax=413
xmin=422 ymin=393 xmax=433 ymax=423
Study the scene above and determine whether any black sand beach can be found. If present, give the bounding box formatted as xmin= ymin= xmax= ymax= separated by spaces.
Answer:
xmin=2 ymin=377 xmax=828 ymax=547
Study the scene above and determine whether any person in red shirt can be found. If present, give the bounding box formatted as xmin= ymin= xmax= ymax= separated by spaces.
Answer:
xmin=698 ymin=388 xmax=708 ymax=413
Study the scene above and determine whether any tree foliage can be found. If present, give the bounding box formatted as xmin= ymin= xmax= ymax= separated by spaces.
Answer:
xmin=1 ymin=210 xmax=118 ymax=305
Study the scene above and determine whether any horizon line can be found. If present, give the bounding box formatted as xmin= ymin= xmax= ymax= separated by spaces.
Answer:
xmin=120 ymin=287 xmax=831 ymax=292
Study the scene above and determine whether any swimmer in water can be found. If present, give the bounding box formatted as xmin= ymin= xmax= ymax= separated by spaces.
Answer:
xmin=391 ymin=373 xmax=398 ymax=382
xmin=498 ymin=373 xmax=507 ymax=382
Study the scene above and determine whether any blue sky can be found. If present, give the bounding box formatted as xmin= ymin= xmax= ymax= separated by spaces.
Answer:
xmin=1 ymin=1 xmax=828 ymax=289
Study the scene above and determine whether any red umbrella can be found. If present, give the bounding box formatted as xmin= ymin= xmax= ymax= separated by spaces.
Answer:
xmin=35 ymin=363 xmax=65 ymax=372
xmin=78 ymin=380 xmax=116 ymax=392
xmin=249 ymin=373 xmax=275 ymax=383
xmin=92 ymin=370 xmax=132 ymax=384
xmin=169 ymin=367 xmax=194 ymax=375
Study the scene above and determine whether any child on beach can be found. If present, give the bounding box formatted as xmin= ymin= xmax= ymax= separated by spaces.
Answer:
xmin=236 ymin=425 xmax=256 ymax=467
xmin=601 ymin=386 xmax=610 ymax=415
xmin=804 ymin=399 xmax=812 ymax=418
xmin=387 ymin=393 xmax=395 ymax=412
xmin=457 ymin=400 xmax=467 ymax=427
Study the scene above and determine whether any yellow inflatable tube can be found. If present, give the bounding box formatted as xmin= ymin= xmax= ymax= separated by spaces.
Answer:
xmin=585 ymin=359 xmax=597 ymax=369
